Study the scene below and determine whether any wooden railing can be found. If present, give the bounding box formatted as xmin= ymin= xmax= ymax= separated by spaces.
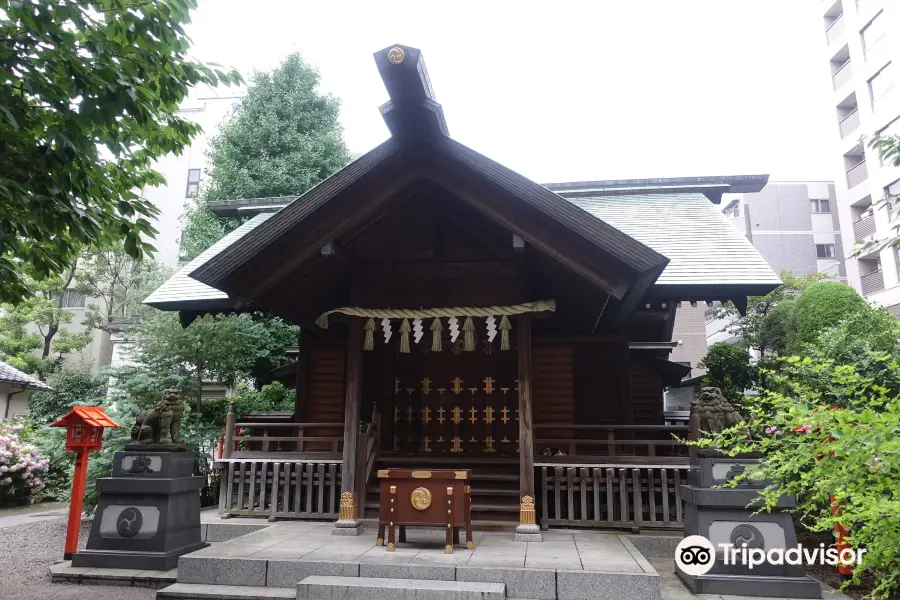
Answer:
xmin=537 ymin=464 xmax=690 ymax=531
xmin=216 ymin=457 xmax=342 ymax=520
xmin=222 ymin=410 xmax=344 ymax=458
xmin=534 ymin=424 xmax=691 ymax=459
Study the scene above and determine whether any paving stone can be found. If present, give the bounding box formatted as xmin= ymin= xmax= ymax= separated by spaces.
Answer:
xmin=296 ymin=575 xmax=506 ymax=600
xmin=627 ymin=535 xmax=681 ymax=559
xmin=617 ymin=535 xmax=657 ymax=574
xmin=157 ymin=582 xmax=296 ymax=599
xmin=525 ymin=556 xmax=583 ymax=570
xmin=206 ymin=523 xmax=268 ymax=542
xmin=557 ymin=569 xmax=661 ymax=600
xmin=456 ymin=565 xmax=556 ymax=600
xmin=360 ymin=562 xmax=456 ymax=581
xmin=178 ymin=556 xmax=267 ymax=586
xmin=266 ymin=559 xmax=360 ymax=587
xmin=464 ymin=556 xmax=526 ymax=568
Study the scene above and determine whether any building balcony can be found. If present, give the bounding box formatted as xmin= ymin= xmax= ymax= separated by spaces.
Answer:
xmin=832 ymin=61 xmax=852 ymax=91
xmin=861 ymin=268 xmax=885 ymax=296
xmin=846 ymin=160 xmax=868 ymax=188
xmin=826 ymin=14 xmax=845 ymax=45
xmin=853 ymin=211 xmax=876 ymax=239
xmin=839 ymin=108 xmax=860 ymax=137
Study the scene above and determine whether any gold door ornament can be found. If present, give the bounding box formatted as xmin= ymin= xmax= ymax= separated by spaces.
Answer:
xmin=410 ymin=487 xmax=432 ymax=510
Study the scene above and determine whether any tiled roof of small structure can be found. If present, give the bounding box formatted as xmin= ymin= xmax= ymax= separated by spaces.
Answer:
xmin=50 ymin=405 xmax=119 ymax=428
xmin=0 ymin=360 xmax=51 ymax=390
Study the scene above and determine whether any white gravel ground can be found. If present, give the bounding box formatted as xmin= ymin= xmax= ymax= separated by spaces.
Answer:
xmin=0 ymin=517 xmax=155 ymax=600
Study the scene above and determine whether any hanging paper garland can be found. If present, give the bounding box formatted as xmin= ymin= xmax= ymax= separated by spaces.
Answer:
xmin=381 ymin=318 xmax=392 ymax=343
xmin=399 ymin=319 xmax=411 ymax=353
xmin=431 ymin=317 xmax=443 ymax=352
xmin=485 ymin=315 xmax=497 ymax=343
xmin=500 ymin=315 xmax=512 ymax=351
xmin=462 ymin=316 xmax=476 ymax=352
xmin=448 ymin=316 xmax=460 ymax=342
xmin=412 ymin=318 xmax=424 ymax=344
xmin=363 ymin=318 xmax=376 ymax=351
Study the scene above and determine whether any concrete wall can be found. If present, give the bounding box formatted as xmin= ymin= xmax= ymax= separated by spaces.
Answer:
xmin=669 ymin=304 xmax=709 ymax=378
xmin=1 ymin=383 xmax=32 ymax=420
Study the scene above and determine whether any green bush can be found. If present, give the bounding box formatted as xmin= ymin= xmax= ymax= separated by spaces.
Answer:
xmin=758 ymin=298 xmax=797 ymax=356
xmin=699 ymin=342 xmax=756 ymax=404
xmin=702 ymin=356 xmax=900 ymax=598
xmin=793 ymin=282 xmax=867 ymax=349
xmin=27 ymin=366 xmax=108 ymax=425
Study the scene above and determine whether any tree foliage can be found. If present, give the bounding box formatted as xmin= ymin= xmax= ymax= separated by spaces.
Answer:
xmin=699 ymin=342 xmax=756 ymax=404
xmin=74 ymin=243 xmax=171 ymax=330
xmin=27 ymin=366 xmax=108 ymax=425
xmin=130 ymin=310 xmax=298 ymax=413
xmin=0 ymin=270 xmax=91 ymax=376
xmin=711 ymin=271 xmax=829 ymax=354
xmin=793 ymin=282 xmax=868 ymax=349
xmin=0 ymin=0 xmax=240 ymax=304
xmin=700 ymin=356 xmax=900 ymax=598
xmin=181 ymin=53 xmax=350 ymax=259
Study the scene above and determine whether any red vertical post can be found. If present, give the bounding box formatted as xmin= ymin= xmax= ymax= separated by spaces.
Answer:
xmin=831 ymin=495 xmax=853 ymax=577
xmin=64 ymin=449 xmax=89 ymax=560
xmin=217 ymin=437 xmax=223 ymax=459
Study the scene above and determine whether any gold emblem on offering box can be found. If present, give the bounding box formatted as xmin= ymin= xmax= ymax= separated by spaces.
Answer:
xmin=411 ymin=471 xmax=432 ymax=478
xmin=410 ymin=487 xmax=432 ymax=510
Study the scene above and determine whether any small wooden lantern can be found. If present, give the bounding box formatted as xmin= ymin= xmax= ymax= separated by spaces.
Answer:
xmin=51 ymin=406 xmax=119 ymax=452
xmin=50 ymin=406 xmax=119 ymax=559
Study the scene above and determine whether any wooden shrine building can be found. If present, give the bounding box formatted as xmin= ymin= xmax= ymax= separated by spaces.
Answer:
xmin=146 ymin=44 xmax=780 ymax=532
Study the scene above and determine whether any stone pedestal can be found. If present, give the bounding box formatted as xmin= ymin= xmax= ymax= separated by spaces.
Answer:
xmin=72 ymin=450 xmax=207 ymax=570
xmin=677 ymin=456 xmax=821 ymax=599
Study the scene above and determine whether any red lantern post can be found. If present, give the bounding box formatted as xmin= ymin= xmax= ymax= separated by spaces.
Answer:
xmin=49 ymin=406 xmax=119 ymax=560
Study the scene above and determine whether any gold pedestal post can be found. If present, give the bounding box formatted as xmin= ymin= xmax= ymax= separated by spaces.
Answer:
xmin=515 ymin=495 xmax=542 ymax=541
xmin=339 ymin=491 xmax=358 ymax=521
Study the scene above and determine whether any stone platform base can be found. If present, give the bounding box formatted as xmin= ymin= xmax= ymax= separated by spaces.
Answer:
xmin=677 ymin=571 xmax=823 ymax=599
xmin=157 ymin=583 xmax=295 ymax=599
xmin=50 ymin=560 xmax=177 ymax=589
xmin=331 ymin=519 xmax=363 ymax=536
xmin=73 ymin=541 xmax=208 ymax=571
xmin=514 ymin=523 xmax=543 ymax=543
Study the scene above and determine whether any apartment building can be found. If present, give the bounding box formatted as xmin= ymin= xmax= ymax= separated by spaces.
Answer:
xmin=821 ymin=0 xmax=900 ymax=311
xmin=706 ymin=181 xmax=843 ymax=345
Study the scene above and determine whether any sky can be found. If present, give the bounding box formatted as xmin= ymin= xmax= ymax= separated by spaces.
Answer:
xmin=185 ymin=0 xmax=836 ymax=184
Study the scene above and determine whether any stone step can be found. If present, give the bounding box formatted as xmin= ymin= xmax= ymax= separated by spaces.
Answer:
xmin=156 ymin=583 xmax=295 ymax=600
xmin=296 ymin=575 xmax=506 ymax=600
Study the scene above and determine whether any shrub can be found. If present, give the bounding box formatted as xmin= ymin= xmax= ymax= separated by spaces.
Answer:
xmin=701 ymin=356 xmax=900 ymax=598
xmin=793 ymin=282 xmax=867 ymax=349
xmin=27 ymin=366 xmax=108 ymax=425
xmin=758 ymin=298 xmax=797 ymax=355
xmin=699 ymin=342 xmax=756 ymax=404
xmin=0 ymin=422 xmax=50 ymax=505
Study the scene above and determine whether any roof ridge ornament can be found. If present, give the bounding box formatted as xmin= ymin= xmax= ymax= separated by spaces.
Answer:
xmin=387 ymin=47 xmax=405 ymax=64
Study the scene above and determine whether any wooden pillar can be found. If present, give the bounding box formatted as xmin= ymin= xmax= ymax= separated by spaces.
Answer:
xmin=294 ymin=330 xmax=309 ymax=422
xmin=334 ymin=319 xmax=363 ymax=534
xmin=515 ymin=315 xmax=541 ymax=541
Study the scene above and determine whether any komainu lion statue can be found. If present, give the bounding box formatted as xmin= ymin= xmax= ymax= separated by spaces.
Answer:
xmin=694 ymin=387 xmax=743 ymax=434
xmin=130 ymin=389 xmax=185 ymax=445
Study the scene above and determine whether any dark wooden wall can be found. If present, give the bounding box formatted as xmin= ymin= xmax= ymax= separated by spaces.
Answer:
xmin=532 ymin=344 xmax=575 ymax=439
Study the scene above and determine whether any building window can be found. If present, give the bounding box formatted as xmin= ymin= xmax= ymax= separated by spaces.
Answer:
xmin=185 ymin=168 xmax=201 ymax=198
xmin=861 ymin=11 xmax=887 ymax=59
xmin=869 ymin=62 xmax=895 ymax=109
xmin=816 ymin=244 xmax=836 ymax=258
xmin=810 ymin=198 xmax=831 ymax=213
xmin=51 ymin=290 xmax=87 ymax=308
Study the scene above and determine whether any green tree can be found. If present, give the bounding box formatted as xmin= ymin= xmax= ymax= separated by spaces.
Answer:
xmin=74 ymin=244 xmax=171 ymax=330
xmin=131 ymin=310 xmax=298 ymax=414
xmin=711 ymin=271 xmax=829 ymax=355
xmin=793 ymin=281 xmax=867 ymax=349
xmin=699 ymin=342 xmax=756 ymax=403
xmin=27 ymin=367 xmax=108 ymax=425
xmin=181 ymin=53 xmax=350 ymax=259
xmin=758 ymin=298 xmax=797 ymax=356
xmin=0 ymin=269 xmax=92 ymax=377
xmin=0 ymin=0 xmax=240 ymax=304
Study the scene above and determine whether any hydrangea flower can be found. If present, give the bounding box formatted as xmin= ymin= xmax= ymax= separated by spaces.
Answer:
xmin=0 ymin=423 xmax=50 ymax=503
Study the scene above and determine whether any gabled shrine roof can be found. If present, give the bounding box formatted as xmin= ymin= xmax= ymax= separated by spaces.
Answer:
xmin=144 ymin=212 xmax=274 ymax=311
xmin=563 ymin=192 xmax=781 ymax=290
